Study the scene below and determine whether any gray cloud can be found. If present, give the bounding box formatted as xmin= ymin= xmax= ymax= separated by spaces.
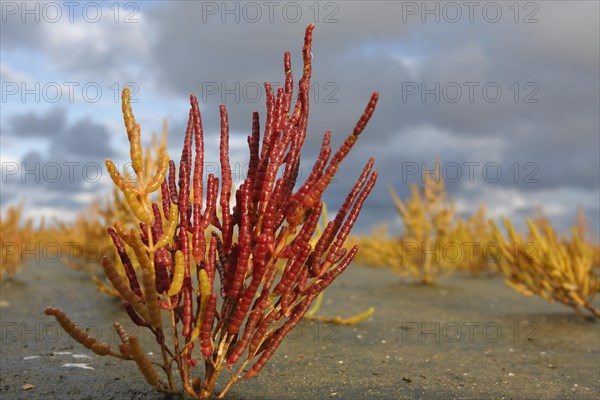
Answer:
xmin=148 ymin=2 xmax=598 ymax=233
xmin=6 ymin=107 xmax=115 ymax=159
xmin=142 ymin=2 xmax=598 ymax=182
xmin=1 ymin=4 xmax=151 ymax=82
xmin=2 ymin=107 xmax=116 ymax=218
xmin=7 ymin=107 xmax=67 ymax=137
xmin=3 ymin=149 xmax=104 ymax=194
xmin=55 ymin=117 xmax=115 ymax=159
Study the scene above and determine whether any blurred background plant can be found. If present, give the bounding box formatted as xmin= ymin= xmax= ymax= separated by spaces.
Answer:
xmin=349 ymin=164 xmax=449 ymax=284
xmin=492 ymin=216 xmax=600 ymax=318
xmin=449 ymin=205 xmax=498 ymax=277
xmin=55 ymin=187 xmax=135 ymax=295
xmin=352 ymin=161 xmax=496 ymax=284
xmin=1 ymin=202 xmax=35 ymax=280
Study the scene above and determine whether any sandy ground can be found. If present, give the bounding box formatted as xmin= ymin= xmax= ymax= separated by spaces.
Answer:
xmin=1 ymin=260 xmax=598 ymax=400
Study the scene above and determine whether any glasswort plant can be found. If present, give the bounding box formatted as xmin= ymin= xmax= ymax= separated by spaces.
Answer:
xmin=45 ymin=25 xmax=379 ymax=398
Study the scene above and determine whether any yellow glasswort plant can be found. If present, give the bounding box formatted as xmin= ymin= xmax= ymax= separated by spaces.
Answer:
xmin=491 ymin=217 xmax=600 ymax=318
xmin=55 ymin=190 xmax=124 ymax=271
xmin=55 ymin=130 xmax=167 ymax=294
xmin=45 ymin=25 xmax=379 ymax=398
xmin=386 ymin=163 xmax=455 ymax=284
xmin=349 ymin=224 xmax=399 ymax=268
xmin=449 ymin=205 xmax=497 ymax=277
xmin=0 ymin=203 xmax=34 ymax=280
xmin=352 ymin=164 xmax=498 ymax=282
xmin=572 ymin=206 xmax=600 ymax=267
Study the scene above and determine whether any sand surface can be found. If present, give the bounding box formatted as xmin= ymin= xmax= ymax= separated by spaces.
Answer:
xmin=1 ymin=260 xmax=598 ymax=399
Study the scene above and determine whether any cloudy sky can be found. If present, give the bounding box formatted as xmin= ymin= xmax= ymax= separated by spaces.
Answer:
xmin=1 ymin=1 xmax=598 ymax=235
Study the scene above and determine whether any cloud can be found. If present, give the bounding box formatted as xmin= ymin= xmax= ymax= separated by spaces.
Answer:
xmin=0 ymin=62 xmax=32 ymax=83
xmin=6 ymin=107 xmax=67 ymax=137
xmin=1 ymin=4 xmax=152 ymax=82
xmin=1 ymin=107 xmax=117 ymax=222
xmin=5 ymin=107 xmax=115 ymax=159
xmin=1 ymin=148 xmax=112 ymax=223
xmin=138 ymin=2 xmax=598 ymax=191
xmin=52 ymin=116 xmax=115 ymax=159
